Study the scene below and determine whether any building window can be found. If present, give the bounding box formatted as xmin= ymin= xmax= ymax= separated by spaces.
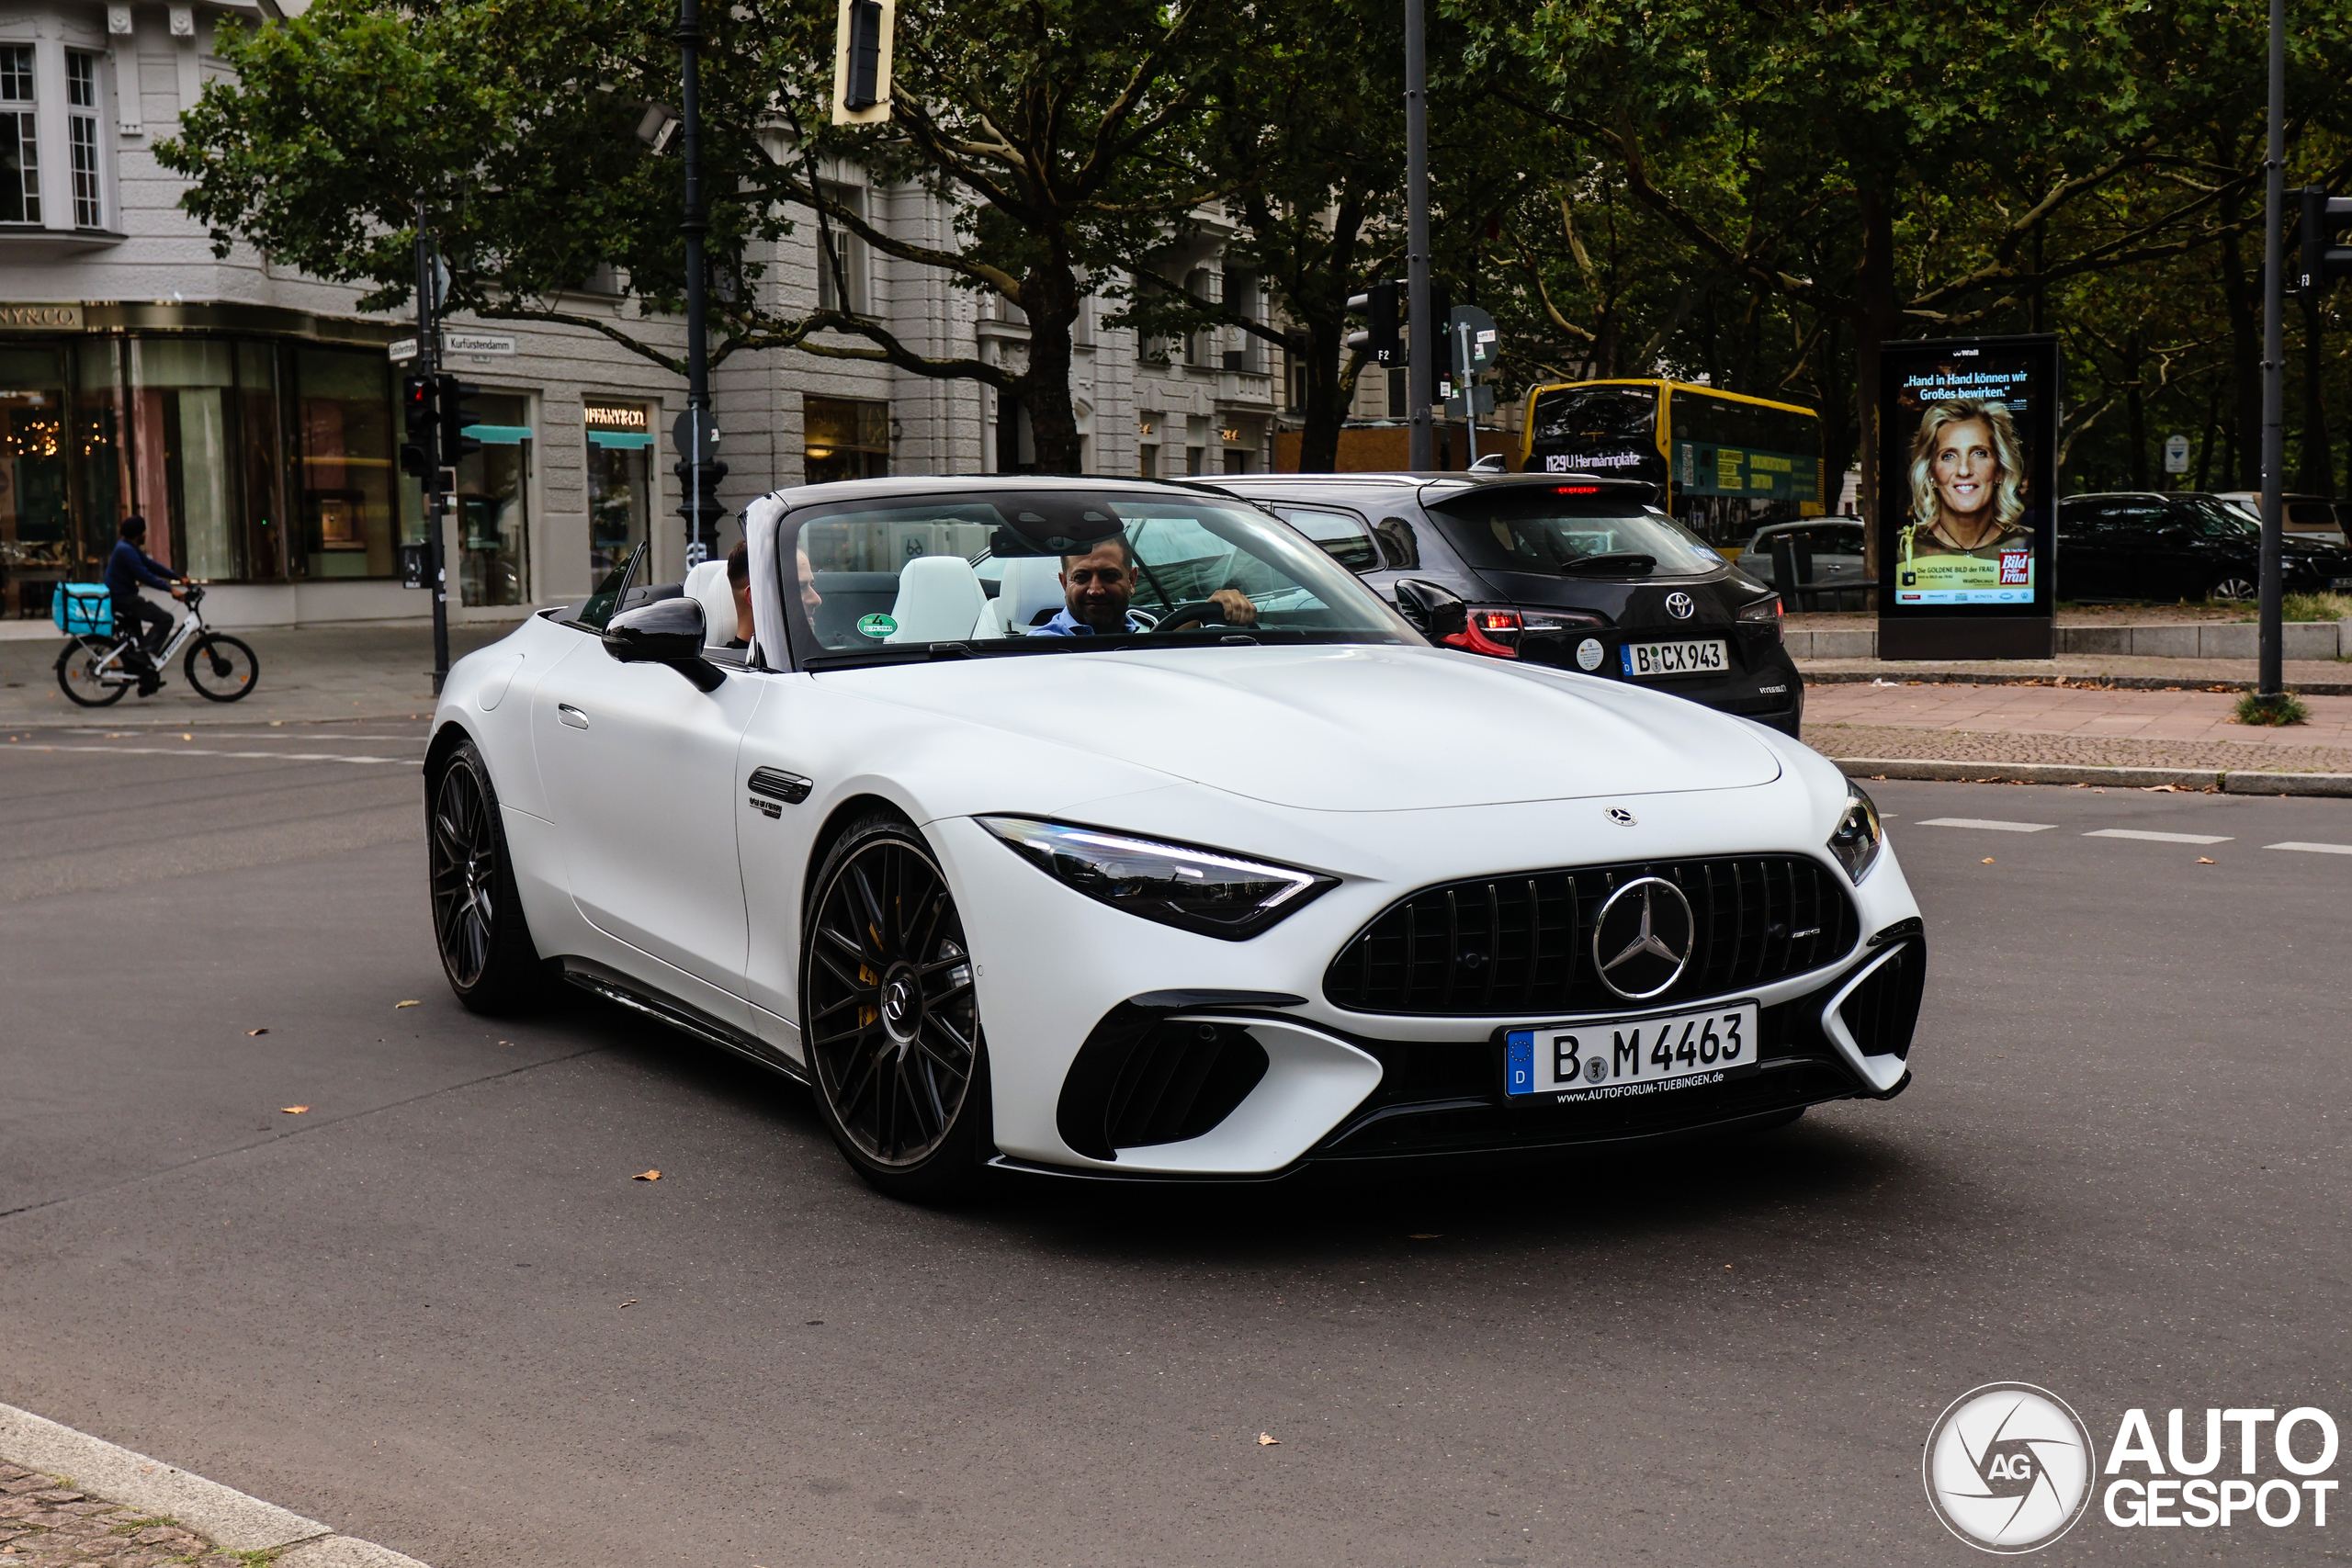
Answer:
xmin=816 ymin=186 xmax=868 ymax=316
xmin=1137 ymin=444 xmax=1157 ymax=479
xmin=66 ymin=52 xmax=98 ymax=228
xmin=294 ymin=346 xmax=398 ymax=580
xmin=1183 ymin=269 xmax=1213 ymax=367
xmin=805 ymin=395 xmax=888 ymax=482
xmin=1185 ymin=445 xmax=1205 ymax=476
xmin=128 ymin=338 xmax=285 ymax=583
xmin=455 ymin=394 xmax=532 ymax=606
xmin=1 ymin=46 xmax=38 ymax=225
xmin=1225 ymin=273 xmax=1263 ymax=373
xmin=584 ymin=400 xmax=652 ymax=585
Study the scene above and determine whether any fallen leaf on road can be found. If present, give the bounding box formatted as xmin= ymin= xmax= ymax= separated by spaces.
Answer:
xmin=2198 ymin=857 xmax=2216 ymax=864
xmin=180 ymin=733 xmax=193 ymax=741
xmin=246 ymin=1028 xmax=268 ymax=1036
xmin=1981 ymin=858 xmax=1995 ymax=864
xmin=1257 ymin=1433 xmax=1280 ymax=1446
xmin=1408 ymin=1233 xmax=1442 ymax=1239
xmin=394 ymin=999 xmax=421 ymax=1008
xmin=281 ymin=1105 xmax=309 ymax=1114
xmin=633 ymin=1169 xmax=662 ymax=1181
xmin=497 ymin=1040 xmax=514 ymax=1046
xmin=618 ymin=1299 xmax=637 ymax=1309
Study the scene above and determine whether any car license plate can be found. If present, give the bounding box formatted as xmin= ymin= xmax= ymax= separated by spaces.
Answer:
xmin=1621 ymin=638 xmax=1728 ymax=678
xmin=1503 ymin=1002 xmax=1760 ymax=1105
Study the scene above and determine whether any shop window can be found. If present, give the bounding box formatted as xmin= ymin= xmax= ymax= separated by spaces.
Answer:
xmin=456 ymin=393 xmax=531 ymax=607
xmin=130 ymin=338 xmax=282 ymax=582
xmin=1 ymin=45 xmax=36 ymax=225
xmin=805 ymin=395 xmax=888 ymax=483
xmin=585 ymin=400 xmax=652 ymax=585
xmin=0 ymin=346 xmax=69 ymax=620
xmin=66 ymin=52 xmax=99 ymax=229
xmin=294 ymin=346 xmax=397 ymax=579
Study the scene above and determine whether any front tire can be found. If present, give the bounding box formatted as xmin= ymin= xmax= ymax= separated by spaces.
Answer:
xmin=801 ymin=814 xmax=992 ymax=1201
xmin=184 ymin=633 xmax=259 ymax=702
xmin=427 ymin=739 xmax=545 ymax=1013
xmin=55 ymin=638 xmax=129 ymax=707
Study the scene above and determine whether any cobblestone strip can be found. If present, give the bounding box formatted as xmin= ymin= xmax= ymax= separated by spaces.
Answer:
xmin=1802 ymin=721 xmax=2352 ymax=774
xmin=0 ymin=1461 xmax=251 ymax=1568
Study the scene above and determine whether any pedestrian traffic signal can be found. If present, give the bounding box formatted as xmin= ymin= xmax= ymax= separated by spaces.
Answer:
xmin=1420 ymin=285 xmax=1454 ymax=407
xmin=1346 ymin=280 xmax=1399 ymax=367
xmin=437 ymin=375 xmax=482 ymax=468
xmin=2298 ymin=186 xmax=2352 ymax=299
xmin=399 ymin=374 xmax=438 ymax=479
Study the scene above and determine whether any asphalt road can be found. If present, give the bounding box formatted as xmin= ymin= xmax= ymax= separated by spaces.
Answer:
xmin=3 ymin=735 xmax=2347 ymax=1567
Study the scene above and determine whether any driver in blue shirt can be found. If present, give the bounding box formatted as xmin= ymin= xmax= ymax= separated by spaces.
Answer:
xmin=1034 ymin=536 xmax=1258 ymax=636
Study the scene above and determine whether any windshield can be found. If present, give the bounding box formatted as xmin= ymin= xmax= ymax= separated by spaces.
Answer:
xmin=1429 ymin=491 xmax=1724 ymax=576
xmin=786 ymin=490 xmax=1417 ymax=665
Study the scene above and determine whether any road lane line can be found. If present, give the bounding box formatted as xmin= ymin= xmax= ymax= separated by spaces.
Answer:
xmin=2084 ymin=829 xmax=2234 ymax=845
xmin=2266 ymin=841 xmax=2352 ymax=855
xmin=8 ymin=743 xmax=419 ymax=767
xmin=1916 ymin=818 xmax=2056 ymax=832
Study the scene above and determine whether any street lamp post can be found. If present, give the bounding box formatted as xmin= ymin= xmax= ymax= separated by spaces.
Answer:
xmin=675 ymin=0 xmax=719 ymax=568
xmin=2256 ymin=0 xmax=2287 ymax=705
xmin=1403 ymin=0 xmax=1432 ymax=473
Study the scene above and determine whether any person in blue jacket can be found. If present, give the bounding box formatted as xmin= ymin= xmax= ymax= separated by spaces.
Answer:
xmin=106 ymin=514 xmax=186 ymax=691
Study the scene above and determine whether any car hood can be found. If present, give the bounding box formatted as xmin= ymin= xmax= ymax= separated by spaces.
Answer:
xmin=824 ymin=643 xmax=1781 ymax=812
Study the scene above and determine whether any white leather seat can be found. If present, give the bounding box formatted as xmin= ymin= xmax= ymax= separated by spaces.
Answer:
xmin=885 ymin=556 xmax=990 ymax=643
xmin=997 ymin=555 xmax=1067 ymax=634
xmin=684 ymin=558 xmax=738 ymax=646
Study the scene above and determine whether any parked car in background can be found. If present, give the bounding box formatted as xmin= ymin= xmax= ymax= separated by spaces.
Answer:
xmin=1730 ymin=519 xmax=1872 ymax=608
xmin=2211 ymin=491 xmax=2348 ymax=544
xmin=1205 ymin=472 xmax=1804 ymax=736
xmin=2056 ymin=491 xmax=2352 ymax=602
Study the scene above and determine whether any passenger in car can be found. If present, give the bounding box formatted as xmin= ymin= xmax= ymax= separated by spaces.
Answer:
xmin=727 ymin=539 xmax=823 ymax=649
xmin=1033 ymin=536 xmax=1259 ymax=636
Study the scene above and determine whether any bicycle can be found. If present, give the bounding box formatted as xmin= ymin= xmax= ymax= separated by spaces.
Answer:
xmin=54 ymin=585 xmax=260 ymax=707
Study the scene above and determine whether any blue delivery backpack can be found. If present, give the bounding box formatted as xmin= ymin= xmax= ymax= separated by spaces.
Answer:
xmin=52 ymin=583 xmax=114 ymax=636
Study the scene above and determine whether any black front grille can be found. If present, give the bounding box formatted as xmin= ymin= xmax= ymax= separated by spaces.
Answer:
xmin=1324 ymin=855 xmax=1858 ymax=1017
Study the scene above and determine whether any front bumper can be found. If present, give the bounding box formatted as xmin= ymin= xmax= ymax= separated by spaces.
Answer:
xmin=929 ymin=806 xmax=1922 ymax=1181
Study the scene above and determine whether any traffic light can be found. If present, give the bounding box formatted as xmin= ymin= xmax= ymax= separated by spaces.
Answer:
xmin=2298 ymin=186 xmax=2352 ymax=299
xmin=399 ymin=373 xmax=437 ymax=479
xmin=831 ymin=0 xmax=893 ymax=124
xmin=437 ymin=374 xmax=482 ymax=469
xmin=1346 ymin=280 xmax=1399 ymax=366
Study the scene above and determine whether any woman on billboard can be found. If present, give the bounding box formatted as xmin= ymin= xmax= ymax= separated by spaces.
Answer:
xmin=1896 ymin=398 xmax=2035 ymax=600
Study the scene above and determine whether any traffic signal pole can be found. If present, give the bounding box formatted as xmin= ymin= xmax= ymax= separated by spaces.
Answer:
xmin=413 ymin=192 xmax=450 ymax=695
xmin=677 ymin=0 xmax=716 ymax=568
xmin=1403 ymin=0 xmax=1432 ymax=472
xmin=2256 ymin=0 xmax=2286 ymax=703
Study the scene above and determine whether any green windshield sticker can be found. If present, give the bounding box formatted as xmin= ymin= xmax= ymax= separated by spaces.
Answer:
xmin=855 ymin=612 xmax=899 ymax=639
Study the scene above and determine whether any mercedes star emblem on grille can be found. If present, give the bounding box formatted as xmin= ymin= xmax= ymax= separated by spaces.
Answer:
xmin=1665 ymin=591 xmax=1695 ymax=619
xmin=1592 ymin=876 xmax=1696 ymax=1000
xmin=1608 ymin=807 xmax=1637 ymax=826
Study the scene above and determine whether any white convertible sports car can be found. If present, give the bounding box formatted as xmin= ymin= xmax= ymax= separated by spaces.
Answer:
xmin=426 ymin=476 xmax=1925 ymax=1198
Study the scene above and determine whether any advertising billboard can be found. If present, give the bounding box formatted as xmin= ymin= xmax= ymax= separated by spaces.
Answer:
xmin=1877 ymin=334 xmax=2058 ymax=659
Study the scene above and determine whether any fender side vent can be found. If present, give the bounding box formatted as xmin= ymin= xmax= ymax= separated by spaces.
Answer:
xmin=1058 ymin=1008 xmax=1270 ymax=1159
xmin=1839 ymin=942 xmax=1926 ymax=1061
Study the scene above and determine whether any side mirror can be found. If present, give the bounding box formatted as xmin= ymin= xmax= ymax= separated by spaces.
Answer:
xmin=602 ymin=597 xmax=725 ymax=692
xmin=1393 ymin=578 xmax=1469 ymax=639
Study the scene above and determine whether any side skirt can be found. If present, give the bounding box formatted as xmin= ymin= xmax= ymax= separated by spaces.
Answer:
xmin=561 ymin=958 xmax=811 ymax=1087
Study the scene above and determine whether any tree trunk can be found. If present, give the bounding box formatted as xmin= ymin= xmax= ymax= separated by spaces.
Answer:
xmin=2301 ymin=288 xmax=2335 ymax=497
xmin=995 ymin=389 xmax=1024 ymax=473
xmin=1852 ymin=188 xmax=1899 ymax=588
xmin=1816 ymin=313 xmax=1852 ymax=512
xmin=1019 ymin=265 xmax=1085 ymax=474
xmin=2125 ymin=328 xmax=2146 ymax=489
xmin=1287 ymin=197 xmax=1370 ymax=473
xmin=2218 ymin=199 xmax=2263 ymax=491
xmin=1295 ymin=322 xmax=1354 ymax=471
xmin=2194 ymin=378 xmax=2221 ymax=491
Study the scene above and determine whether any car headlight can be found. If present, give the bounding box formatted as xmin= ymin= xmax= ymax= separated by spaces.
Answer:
xmin=1826 ymin=784 xmax=1883 ymax=885
xmin=978 ymin=817 xmax=1336 ymax=940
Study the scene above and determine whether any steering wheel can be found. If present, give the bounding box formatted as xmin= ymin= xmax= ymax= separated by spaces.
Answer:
xmin=1151 ymin=599 xmax=1233 ymax=633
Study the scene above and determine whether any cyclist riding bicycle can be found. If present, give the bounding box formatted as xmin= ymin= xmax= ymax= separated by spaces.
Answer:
xmin=107 ymin=514 xmax=187 ymax=695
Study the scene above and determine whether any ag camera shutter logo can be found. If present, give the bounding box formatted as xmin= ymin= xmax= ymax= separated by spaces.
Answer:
xmin=1923 ymin=1383 xmax=2093 ymax=1553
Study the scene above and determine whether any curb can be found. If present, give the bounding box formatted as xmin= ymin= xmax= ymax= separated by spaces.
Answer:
xmin=1803 ymin=668 xmax=2352 ymax=695
xmin=1831 ymin=756 xmax=2352 ymax=796
xmin=0 ymin=1402 xmax=427 ymax=1566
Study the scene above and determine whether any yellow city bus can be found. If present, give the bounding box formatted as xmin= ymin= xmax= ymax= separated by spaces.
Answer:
xmin=1520 ymin=379 xmax=1826 ymax=547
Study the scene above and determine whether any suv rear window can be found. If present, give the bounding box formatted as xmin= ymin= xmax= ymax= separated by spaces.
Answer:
xmin=1429 ymin=491 xmax=1722 ymax=576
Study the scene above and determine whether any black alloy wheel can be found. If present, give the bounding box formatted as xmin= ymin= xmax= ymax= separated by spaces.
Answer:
xmin=427 ymin=739 xmax=544 ymax=1012
xmin=184 ymin=633 xmax=259 ymax=702
xmin=802 ymin=815 xmax=990 ymax=1199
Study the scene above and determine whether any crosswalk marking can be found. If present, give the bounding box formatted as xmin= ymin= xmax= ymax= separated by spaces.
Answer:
xmin=2266 ymin=841 xmax=2352 ymax=856
xmin=1917 ymin=818 xmax=2055 ymax=833
xmin=2084 ymin=829 xmax=2233 ymax=845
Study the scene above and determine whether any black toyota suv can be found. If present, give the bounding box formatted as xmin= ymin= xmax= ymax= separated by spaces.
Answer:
xmin=1204 ymin=472 xmax=1801 ymax=736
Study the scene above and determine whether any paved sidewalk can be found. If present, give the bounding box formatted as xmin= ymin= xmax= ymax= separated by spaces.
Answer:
xmin=1803 ymin=678 xmax=2352 ymax=777
xmin=1800 ymin=653 xmax=2352 ymax=691
xmin=0 ymin=622 xmax=522 ymax=728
